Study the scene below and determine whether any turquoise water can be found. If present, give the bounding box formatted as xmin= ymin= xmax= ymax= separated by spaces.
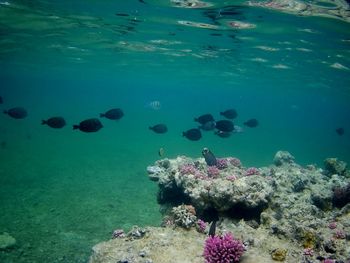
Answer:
xmin=0 ymin=0 xmax=349 ymax=262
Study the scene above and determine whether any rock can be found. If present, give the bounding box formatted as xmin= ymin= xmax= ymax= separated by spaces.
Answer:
xmin=0 ymin=232 xmax=16 ymax=250
xmin=271 ymin=248 xmax=287 ymax=261
xmin=273 ymin=151 xmax=295 ymax=166
xmin=324 ymin=158 xmax=348 ymax=176
xmin=89 ymin=227 xmax=205 ymax=263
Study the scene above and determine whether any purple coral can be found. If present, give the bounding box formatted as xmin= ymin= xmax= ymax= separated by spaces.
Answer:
xmin=203 ymin=233 xmax=244 ymax=263
xmin=112 ymin=229 xmax=125 ymax=239
xmin=216 ymin=158 xmax=228 ymax=170
xmin=196 ymin=219 xmax=207 ymax=233
xmin=207 ymin=166 xmax=220 ymax=178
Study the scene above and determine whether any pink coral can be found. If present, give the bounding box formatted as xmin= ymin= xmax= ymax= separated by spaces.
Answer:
xmin=245 ymin=167 xmax=259 ymax=176
xmin=203 ymin=233 xmax=244 ymax=263
xmin=226 ymin=175 xmax=237 ymax=181
xmin=228 ymin=157 xmax=242 ymax=167
xmin=207 ymin=166 xmax=220 ymax=178
xmin=328 ymin=221 xmax=337 ymax=230
xmin=179 ymin=164 xmax=197 ymax=175
xmin=216 ymin=158 xmax=228 ymax=170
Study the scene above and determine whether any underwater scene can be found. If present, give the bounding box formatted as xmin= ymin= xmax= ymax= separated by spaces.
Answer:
xmin=0 ymin=0 xmax=349 ymax=262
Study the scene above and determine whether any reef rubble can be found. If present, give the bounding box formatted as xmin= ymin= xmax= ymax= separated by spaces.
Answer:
xmin=89 ymin=151 xmax=350 ymax=263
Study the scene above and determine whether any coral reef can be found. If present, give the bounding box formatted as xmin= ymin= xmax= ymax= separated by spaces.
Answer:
xmin=203 ymin=233 xmax=244 ymax=263
xmin=90 ymin=151 xmax=350 ymax=263
xmin=0 ymin=232 xmax=16 ymax=250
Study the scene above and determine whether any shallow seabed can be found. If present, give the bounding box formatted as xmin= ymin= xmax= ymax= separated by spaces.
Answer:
xmin=0 ymin=0 xmax=349 ymax=262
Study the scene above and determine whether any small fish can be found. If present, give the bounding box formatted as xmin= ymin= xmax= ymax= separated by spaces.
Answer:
xmin=42 ymin=117 xmax=66 ymax=129
xmin=183 ymin=128 xmax=202 ymax=141
xmin=210 ymin=33 xmax=222 ymax=36
xmin=73 ymin=118 xmax=103 ymax=133
xmin=100 ymin=108 xmax=124 ymax=120
xmin=194 ymin=114 xmax=214 ymax=125
xmin=115 ymin=13 xmax=130 ymax=17
xmin=158 ymin=147 xmax=165 ymax=157
xmin=215 ymin=120 xmax=234 ymax=132
xmin=138 ymin=0 xmax=146 ymax=3
xmin=202 ymin=148 xmax=217 ymax=166
xmin=146 ymin=101 xmax=161 ymax=110
xmin=336 ymin=127 xmax=344 ymax=136
xmin=244 ymin=118 xmax=259 ymax=128
xmin=220 ymin=109 xmax=237 ymax=119
xmin=149 ymin=124 xmax=168 ymax=134
xmin=3 ymin=107 xmax=27 ymax=119
xmin=209 ymin=221 xmax=217 ymax=237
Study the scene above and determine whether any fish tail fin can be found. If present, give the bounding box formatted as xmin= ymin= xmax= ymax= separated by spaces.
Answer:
xmin=194 ymin=117 xmax=198 ymax=122
xmin=149 ymin=126 xmax=153 ymax=130
xmin=3 ymin=110 xmax=7 ymax=114
xmin=41 ymin=120 xmax=47 ymax=125
xmin=219 ymin=112 xmax=223 ymax=115
xmin=99 ymin=113 xmax=105 ymax=118
xmin=73 ymin=125 xmax=79 ymax=130
xmin=182 ymin=132 xmax=186 ymax=137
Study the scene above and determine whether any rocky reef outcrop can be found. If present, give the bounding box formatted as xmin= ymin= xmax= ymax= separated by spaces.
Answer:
xmin=90 ymin=151 xmax=350 ymax=263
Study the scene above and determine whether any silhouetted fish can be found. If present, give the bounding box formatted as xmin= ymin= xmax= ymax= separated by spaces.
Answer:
xmin=115 ymin=13 xmax=130 ymax=17
xmin=209 ymin=221 xmax=217 ymax=237
xmin=220 ymin=109 xmax=237 ymax=119
xmin=336 ymin=127 xmax=344 ymax=136
xmin=202 ymin=148 xmax=217 ymax=166
xmin=149 ymin=124 xmax=168 ymax=134
xmin=139 ymin=0 xmax=146 ymax=3
xmin=194 ymin=114 xmax=214 ymax=125
xmin=244 ymin=118 xmax=259 ymax=128
xmin=199 ymin=121 xmax=216 ymax=131
xmin=215 ymin=130 xmax=231 ymax=138
xmin=42 ymin=117 xmax=66 ymax=129
xmin=0 ymin=96 xmax=3 ymax=104
xmin=73 ymin=118 xmax=103 ymax=133
xmin=158 ymin=147 xmax=165 ymax=157
xmin=215 ymin=120 xmax=234 ymax=132
xmin=183 ymin=128 xmax=202 ymax=141
xmin=3 ymin=107 xmax=27 ymax=119
xmin=100 ymin=108 xmax=124 ymax=120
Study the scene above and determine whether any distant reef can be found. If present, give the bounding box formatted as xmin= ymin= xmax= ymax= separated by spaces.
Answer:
xmin=89 ymin=151 xmax=350 ymax=263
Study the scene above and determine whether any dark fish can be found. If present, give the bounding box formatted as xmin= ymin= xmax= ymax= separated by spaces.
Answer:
xmin=149 ymin=124 xmax=168 ymax=134
xmin=220 ymin=109 xmax=237 ymax=119
xmin=202 ymin=148 xmax=217 ymax=166
xmin=215 ymin=120 xmax=234 ymax=132
xmin=336 ymin=128 xmax=344 ymax=136
xmin=115 ymin=13 xmax=130 ymax=17
xmin=244 ymin=118 xmax=259 ymax=128
xmin=0 ymin=96 xmax=3 ymax=104
xmin=215 ymin=130 xmax=231 ymax=138
xmin=139 ymin=0 xmax=146 ymax=3
xmin=199 ymin=121 xmax=216 ymax=131
xmin=42 ymin=117 xmax=66 ymax=129
xmin=183 ymin=128 xmax=202 ymax=141
xmin=209 ymin=221 xmax=217 ymax=237
xmin=73 ymin=118 xmax=103 ymax=133
xmin=210 ymin=33 xmax=222 ymax=36
xmin=100 ymin=108 xmax=124 ymax=120
xmin=3 ymin=107 xmax=27 ymax=119
xmin=194 ymin=114 xmax=214 ymax=125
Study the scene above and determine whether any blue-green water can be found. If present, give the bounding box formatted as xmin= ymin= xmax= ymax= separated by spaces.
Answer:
xmin=0 ymin=0 xmax=349 ymax=262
